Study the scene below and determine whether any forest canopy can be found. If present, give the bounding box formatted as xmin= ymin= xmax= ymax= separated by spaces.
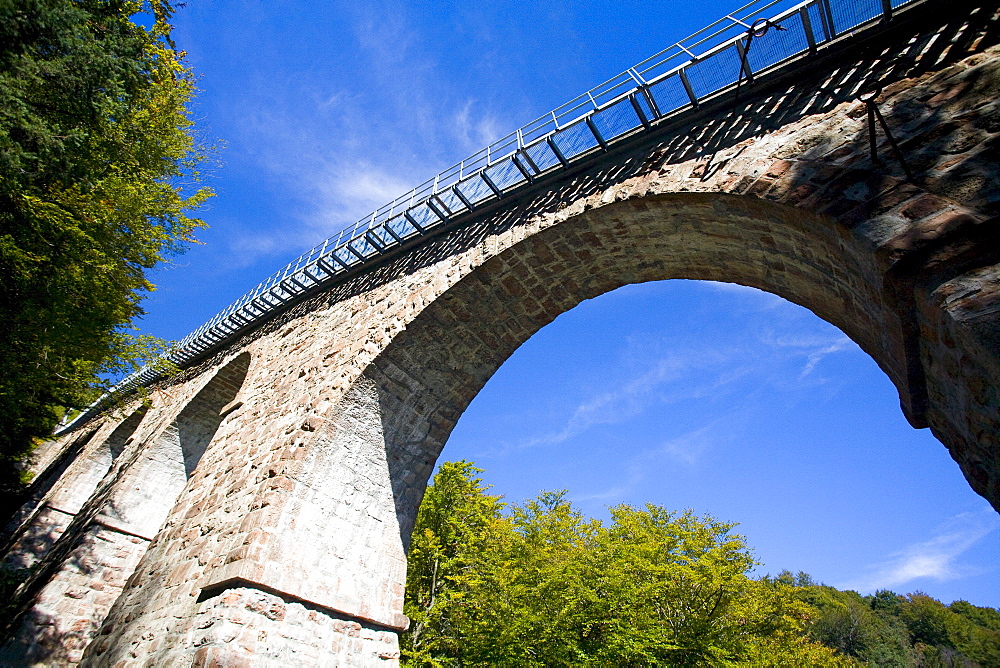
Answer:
xmin=0 ymin=0 xmax=211 ymax=507
xmin=402 ymin=461 xmax=1000 ymax=666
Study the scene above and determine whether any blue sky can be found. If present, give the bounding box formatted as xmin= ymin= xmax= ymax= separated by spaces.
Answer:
xmin=142 ymin=0 xmax=999 ymax=606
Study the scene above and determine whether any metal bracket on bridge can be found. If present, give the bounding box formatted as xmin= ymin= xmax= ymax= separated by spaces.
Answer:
xmin=858 ymin=88 xmax=914 ymax=182
xmin=732 ymin=18 xmax=787 ymax=109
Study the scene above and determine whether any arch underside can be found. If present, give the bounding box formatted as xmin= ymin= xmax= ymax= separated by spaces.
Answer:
xmin=360 ymin=192 xmax=919 ymax=544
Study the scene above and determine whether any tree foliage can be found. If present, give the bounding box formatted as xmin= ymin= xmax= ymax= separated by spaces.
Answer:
xmin=402 ymin=462 xmax=847 ymax=666
xmin=0 ymin=0 xmax=210 ymax=505
xmin=403 ymin=463 xmax=1000 ymax=665
xmin=780 ymin=574 xmax=1000 ymax=666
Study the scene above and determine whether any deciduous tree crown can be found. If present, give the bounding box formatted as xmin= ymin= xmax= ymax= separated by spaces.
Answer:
xmin=403 ymin=462 xmax=1000 ymax=666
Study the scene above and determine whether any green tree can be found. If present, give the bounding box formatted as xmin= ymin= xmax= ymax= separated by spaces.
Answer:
xmin=950 ymin=599 xmax=1000 ymax=634
xmin=897 ymin=593 xmax=1000 ymax=667
xmin=780 ymin=579 xmax=916 ymax=665
xmin=569 ymin=505 xmax=840 ymax=666
xmin=403 ymin=464 xmax=1000 ymax=666
xmin=402 ymin=462 xmax=847 ymax=666
xmin=0 ymin=0 xmax=210 ymax=509
xmin=819 ymin=592 xmax=912 ymax=665
xmin=901 ymin=593 xmax=955 ymax=649
xmin=780 ymin=577 xmax=1000 ymax=666
xmin=403 ymin=461 xmax=509 ymax=663
xmin=452 ymin=490 xmax=599 ymax=666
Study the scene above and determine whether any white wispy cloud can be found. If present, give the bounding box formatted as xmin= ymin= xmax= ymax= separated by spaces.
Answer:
xmin=210 ymin=3 xmax=518 ymax=272
xmin=576 ymin=470 xmax=645 ymax=502
xmin=454 ymin=100 xmax=504 ymax=152
xmin=840 ymin=508 xmax=999 ymax=593
xmin=484 ymin=284 xmax=867 ymax=462
xmin=799 ymin=337 xmax=855 ymax=377
xmin=308 ymin=162 xmax=416 ymax=231
xmin=547 ymin=356 xmax=691 ymax=443
xmin=574 ymin=419 xmax=737 ymax=504
xmin=325 ymin=167 xmax=412 ymax=207
xmin=763 ymin=330 xmax=859 ymax=379
xmin=659 ymin=426 xmax=714 ymax=466
xmin=510 ymin=350 xmax=750 ymax=452
xmin=212 ymin=109 xmax=435 ymax=269
xmin=228 ymin=234 xmax=284 ymax=262
xmin=506 ymin=328 xmax=854 ymax=455
xmin=701 ymin=282 xmax=864 ymax=377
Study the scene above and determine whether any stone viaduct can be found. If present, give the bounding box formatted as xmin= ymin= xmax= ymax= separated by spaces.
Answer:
xmin=2 ymin=0 xmax=999 ymax=664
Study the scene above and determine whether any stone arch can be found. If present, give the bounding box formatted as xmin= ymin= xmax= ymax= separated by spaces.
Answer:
xmin=365 ymin=192 xmax=918 ymax=543
xmin=171 ymin=169 xmax=996 ymax=662
xmin=0 ymin=352 xmax=251 ymax=666
xmin=48 ymin=407 xmax=148 ymax=523
xmin=0 ymin=428 xmax=98 ymax=554
xmin=96 ymin=351 xmax=250 ymax=541
xmin=184 ymin=189 xmax=957 ymax=648
xmin=1 ymin=408 xmax=148 ymax=571
xmin=106 ymin=406 xmax=147 ymax=462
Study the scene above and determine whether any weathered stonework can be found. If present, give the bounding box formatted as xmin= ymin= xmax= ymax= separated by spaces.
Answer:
xmin=1 ymin=354 xmax=251 ymax=665
xmin=2 ymin=2 xmax=999 ymax=664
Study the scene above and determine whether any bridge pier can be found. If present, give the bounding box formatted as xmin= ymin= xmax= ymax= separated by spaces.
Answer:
xmin=918 ymin=262 xmax=1000 ymax=506
xmin=1 ymin=354 xmax=251 ymax=665
xmin=1 ymin=4 xmax=999 ymax=664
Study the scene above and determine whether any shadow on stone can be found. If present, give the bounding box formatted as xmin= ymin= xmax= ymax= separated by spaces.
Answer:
xmin=0 ymin=353 xmax=251 ymax=664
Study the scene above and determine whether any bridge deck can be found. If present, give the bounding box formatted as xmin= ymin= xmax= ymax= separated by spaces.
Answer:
xmin=73 ymin=0 xmax=928 ymax=423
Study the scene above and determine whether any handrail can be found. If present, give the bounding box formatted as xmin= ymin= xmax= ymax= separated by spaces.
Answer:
xmin=58 ymin=0 xmax=919 ymax=431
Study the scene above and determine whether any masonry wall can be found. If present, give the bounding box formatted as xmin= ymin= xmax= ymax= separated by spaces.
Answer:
xmin=0 ymin=354 xmax=250 ymax=665
xmin=2 ymin=2 xmax=998 ymax=665
xmin=3 ymin=409 xmax=148 ymax=573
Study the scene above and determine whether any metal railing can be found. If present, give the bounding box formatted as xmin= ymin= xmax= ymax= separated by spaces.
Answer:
xmin=66 ymin=0 xmax=920 ymax=425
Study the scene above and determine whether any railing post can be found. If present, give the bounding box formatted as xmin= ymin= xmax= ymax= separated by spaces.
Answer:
xmin=679 ymin=69 xmax=699 ymax=108
xmin=880 ymin=0 xmax=893 ymax=22
xmin=800 ymin=6 xmax=817 ymax=53
xmin=629 ymin=94 xmax=651 ymax=128
xmin=480 ymin=172 xmax=503 ymax=199
xmin=547 ymin=137 xmax=570 ymax=167
xmin=819 ymin=0 xmax=836 ymax=40
xmin=628 ymin=68 xmax=662 ymax=119
xmin=452 ymin=186 xmax=475 ymax=212
xmin=585 ymin=116 xmax=609 ymax=150
xmin=510 ymin=154 xmax=534 ymax=183
xmin=425 ymin=197 xmax=450 ymax=221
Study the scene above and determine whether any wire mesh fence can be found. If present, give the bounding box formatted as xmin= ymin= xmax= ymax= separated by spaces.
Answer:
xmin=71 ymin=0 xmax=923 ymax=422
